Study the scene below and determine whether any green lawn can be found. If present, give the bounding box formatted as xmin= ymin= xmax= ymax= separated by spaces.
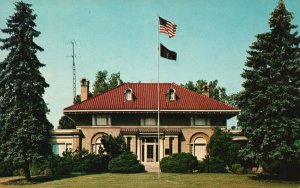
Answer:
xmin=1 ymin=173 xmax=299 ymax=188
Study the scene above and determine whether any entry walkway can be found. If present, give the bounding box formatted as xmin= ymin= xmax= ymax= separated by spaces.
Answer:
xmin=143 ymin=162 xmax=160 ymax=172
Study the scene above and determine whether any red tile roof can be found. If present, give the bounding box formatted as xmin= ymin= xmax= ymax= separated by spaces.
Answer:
xmin=64 ymin=83 xmax=239 ymax=112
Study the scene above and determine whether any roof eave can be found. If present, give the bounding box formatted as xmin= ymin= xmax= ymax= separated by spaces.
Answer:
xmin=64 ymin=109 xmax=240 ymax=114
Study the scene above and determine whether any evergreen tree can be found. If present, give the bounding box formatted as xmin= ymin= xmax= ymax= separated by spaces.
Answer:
xmin=207 ymin=128 xmax=241 ymax=166
xmin=239 ymin=0 xmax=300 ymax=178
xmin=100 ymin=133 xmax=128 ymax=158
xmin=0 ymin=2 xmax=52 ymax=181
xmin=58 ymin=116 xmax=76 ymax=129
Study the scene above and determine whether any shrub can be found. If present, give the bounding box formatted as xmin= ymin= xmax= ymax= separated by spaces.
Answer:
xmin=13 ymin=168 xmax=24 ymax=176
xmin=28 ymin=148 xmax=115 ymax=176
xmin=160 ymin=152 xmax=198 ymax=173
xmin=72 ymin=153 xmax=110 ymax=173
xmin=198 ymin=156 xmax=226 ymax=173
xmin=108 ymin=151 xmax=144 ymax=173
xmin=40 ymin=155 xmax=73 ymax=175
xmin=261 ymin=159 xmax=300 ymax=180
xmin=85 ymin=154 xmax=110 ymax=173
xmin=30 ymin=160 xmax=43 ymax=176
xmin=0 ymin=161 xmax=14 ymax=177
xmin=63 ymin=148 xmax=111 ymax=173
xmin=230 ymin=164 xmax=246 ymax=174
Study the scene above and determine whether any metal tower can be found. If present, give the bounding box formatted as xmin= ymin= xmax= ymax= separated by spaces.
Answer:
xmin=71 ymin=41 xmax=76 ymax=103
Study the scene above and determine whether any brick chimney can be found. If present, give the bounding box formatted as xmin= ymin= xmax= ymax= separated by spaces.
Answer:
xmin=202 ymin=84 xmax=210 ymax=97
xmin=80 ymin=78 xmax=89 ymax=102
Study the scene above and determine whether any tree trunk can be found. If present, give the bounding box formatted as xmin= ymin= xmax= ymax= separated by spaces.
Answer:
xmin=23 ymin=162 xmax=31 ymax=182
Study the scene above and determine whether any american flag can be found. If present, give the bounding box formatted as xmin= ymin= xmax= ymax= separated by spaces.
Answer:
xmin=159 ymin=17 xmax=177 ymax=38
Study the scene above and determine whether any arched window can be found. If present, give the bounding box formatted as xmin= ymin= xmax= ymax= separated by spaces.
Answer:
xmin=190 ymin=133 xmax=208 ymax=160
xmin=168 ymin=88 xmax=176 ymax=101
xmin=92 ymin=137 xmax=103 ymax=154
xmin=91 ymin=132 xmax=105 ymax=154
xmin=124 ymin=88 xmax=133 ymax=101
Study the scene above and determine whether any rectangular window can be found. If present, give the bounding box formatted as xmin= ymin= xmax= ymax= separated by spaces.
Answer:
xmin=140 ymin=117 xmax=157 ymax=126
xmin=51 ymin=144 xmax=59 ymax=155
xmin=142 ymin=145 xmax=145 ymax=162
xmin=66 ymin=143 xmax=72 ymax=152
xmin=190 ymin=117 xmax=210 ymax=126
xmin=169 ymin=137 xmax=174 ymax=155
xmin=165 ymin=148 xmax=170 ymax=155
xmin=195 ymin=118 xmax=206 ymax=125
xmin=92 ymin=115 xmax=111 ymax=126
xmin=127 ymin=137 xmax=131 ymax=152
xmin=147 ymin=145 xmax=154 ymax=162
xmin=51 ymin=143 xmax=65 ymax=156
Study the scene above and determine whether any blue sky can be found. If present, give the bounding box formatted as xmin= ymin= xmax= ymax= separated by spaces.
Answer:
xmin=0 ymin=0 xmax=300 ymax=127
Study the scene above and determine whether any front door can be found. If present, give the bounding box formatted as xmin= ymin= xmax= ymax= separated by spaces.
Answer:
xmin=141 ymin=138 xmax=158 ymax=163
xmin=194 ymin=144 xmax=206 ymax=160
xmin=147 ymin=144 xmax=154 ymax=162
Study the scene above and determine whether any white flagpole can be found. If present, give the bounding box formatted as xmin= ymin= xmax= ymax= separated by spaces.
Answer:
xmin=157 ymin=14 xmax=161 ymax=178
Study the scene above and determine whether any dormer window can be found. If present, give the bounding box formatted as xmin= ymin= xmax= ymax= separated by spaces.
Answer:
xmin=168 ymin=88 xmax=176 ymax=101
xmin=124 ymin=88 xmax=133 ymax=101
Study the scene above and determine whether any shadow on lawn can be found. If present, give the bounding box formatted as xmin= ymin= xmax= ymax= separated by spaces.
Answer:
xmin=250 ymin=174 xmax=300 ymax=183
xmin=3 ymin=174 xmax=84 ymax=185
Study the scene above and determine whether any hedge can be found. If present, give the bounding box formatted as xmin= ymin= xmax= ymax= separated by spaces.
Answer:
xmin=108 ymin=151 xmax=144 ymax=173
xmin=160 ymin=152 xmax=198 ymax=173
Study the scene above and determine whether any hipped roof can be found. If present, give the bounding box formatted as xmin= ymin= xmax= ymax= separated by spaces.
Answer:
xmin=64 ymin=83 xmax=239 ymax=115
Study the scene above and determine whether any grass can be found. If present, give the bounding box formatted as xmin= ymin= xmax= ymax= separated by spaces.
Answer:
xmin=1 ymin=173 xmax=299 ymax=188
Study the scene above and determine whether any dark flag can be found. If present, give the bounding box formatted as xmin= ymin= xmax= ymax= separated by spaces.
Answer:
xmin=159 ymin=17 xmax=177 ymax=38
xmin=160 ymin=43 xmax=177 ymax=60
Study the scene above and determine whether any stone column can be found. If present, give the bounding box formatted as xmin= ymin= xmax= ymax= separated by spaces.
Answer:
xmin=72 ymin=135 xmax=80 ymax=152
xmin=159 ymin=137 xmax=164 ymax=160
xmin=137 ymin=137 xmax=141 ymax=161
xmin=173 ymin=136 xmax=179 ymax=153
xmin=165 ymin=136 xmax=170 ymax=151
xmin=131 ymin=136 xmax=137 ymax=154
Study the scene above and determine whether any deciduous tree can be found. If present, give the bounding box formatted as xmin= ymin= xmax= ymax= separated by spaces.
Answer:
xmin=93 ymin=70 xmax=123 ymax=95
xmin=181 ymin=80 xmax=229 ymax=102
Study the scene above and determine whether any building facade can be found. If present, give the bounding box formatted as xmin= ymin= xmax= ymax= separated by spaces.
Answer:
xmin=51 ymin=79 xmax=239 ymax=165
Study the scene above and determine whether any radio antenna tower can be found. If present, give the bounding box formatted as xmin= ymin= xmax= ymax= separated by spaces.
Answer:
xmin=71 ymin=41 xmax=76 ymax=103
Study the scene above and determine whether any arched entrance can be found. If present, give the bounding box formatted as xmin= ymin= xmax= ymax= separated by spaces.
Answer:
xmin=190 ymin=133 xmax=208 ymax=160
xmin=91 ymin=132 xmax=104 ymax=154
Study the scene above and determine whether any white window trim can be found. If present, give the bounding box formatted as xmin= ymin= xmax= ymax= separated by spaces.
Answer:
xmin=190 ymin=116 xmax=211 ymax=126
xmin=92 ymin=115 xmax=111 ymax=126
xmin=124 ymin=88 xmax=133 ymax=101
xmin=140 ymin=117 xmax=157 ymax=126
xmin=168 ymin=88 xmax=176 ymax=101
xmin=92 ymin=137 xmax=104 ymax=154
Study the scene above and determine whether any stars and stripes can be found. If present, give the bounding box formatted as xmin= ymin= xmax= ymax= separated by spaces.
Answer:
xmin=159 ymin=16 xmax=177 ymax=38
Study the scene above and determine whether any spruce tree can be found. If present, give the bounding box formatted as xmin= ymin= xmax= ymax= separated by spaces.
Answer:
xmin=0 ymin=2 xmax=52 ymax=181
xmin=239 ymin=0 xmax=300 ymax=178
